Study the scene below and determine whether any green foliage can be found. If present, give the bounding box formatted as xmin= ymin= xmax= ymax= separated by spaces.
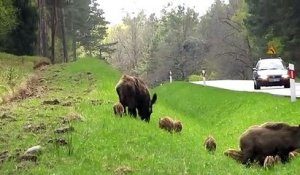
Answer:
xmin=0 ymin=0 xmax=38 ymax=55
xmin=245 ymin=0 xmax=300 ymax=66
xmin=0 ymin=85 xmax=9 ymax=95
xmin=230 ymin=0 xmax=249 ymax=38
xmin=105 ymin=11 xmax=159 ymax=76
xmin=151 ymin=6 xmax=204 ymax=81
xmin=0 ymin=52 xmax=47 ymax=96
xmin=0 ymin=0 xmax=17 ymax=39
xmin=0 ymin=0 xmax=108 ymax=60
xmin=198 ymin=0 xmax=254 ymax=79
xmin=207 ymin=71 xmax=218 ymax=80
xmin=3 ymin=67 xmax=19 ymax=89
xmin=66 ymin=0 xmax=108 ymax=56
xmin=107 ymin=1 xmax=258 ymax=82
xmin=188 ymin=74 xmax=202 ymax=82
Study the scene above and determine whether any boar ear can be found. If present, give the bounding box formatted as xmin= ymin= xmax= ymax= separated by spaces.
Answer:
xmin=151 ymin=93 xmax=157 ymax=105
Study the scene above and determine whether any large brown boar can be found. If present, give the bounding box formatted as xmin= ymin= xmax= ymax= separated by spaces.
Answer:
xmin=115 ymin=75 xmax=157 ymax=122
xmin=240 ymin=122 xmax=300 ymax=165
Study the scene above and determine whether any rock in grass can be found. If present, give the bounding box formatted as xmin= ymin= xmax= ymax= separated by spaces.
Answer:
xmin=16 ymin=146 xmax=41 ymax=163
xmin=24 ymin=145 xmax=42 ymax=155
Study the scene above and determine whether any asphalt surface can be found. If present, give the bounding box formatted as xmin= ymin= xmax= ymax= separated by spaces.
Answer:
xmin=192 ymin=80 xmax=300 ymax=98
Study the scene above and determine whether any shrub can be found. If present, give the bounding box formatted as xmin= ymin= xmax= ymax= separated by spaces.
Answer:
xmin=188 ymin=74 xmax=202 ymax=82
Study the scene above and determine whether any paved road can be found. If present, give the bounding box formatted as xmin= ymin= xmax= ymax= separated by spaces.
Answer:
xmin=192 ymin=80 xmax=300 ymax=98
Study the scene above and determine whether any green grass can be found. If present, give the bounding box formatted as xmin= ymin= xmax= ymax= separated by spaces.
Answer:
xmin=0 ymin=52 xmax=48 ymax=96
xmin=1 ymin=56 xmax=300 ymax=174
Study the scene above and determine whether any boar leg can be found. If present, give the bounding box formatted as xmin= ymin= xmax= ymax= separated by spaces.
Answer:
xmin=128 ymin=108 xmax=137 ymax=117
xmin=242 ymin=149 xmax=255 ymax=166
xmin=278 ymin=152 xmax=290 ymax=163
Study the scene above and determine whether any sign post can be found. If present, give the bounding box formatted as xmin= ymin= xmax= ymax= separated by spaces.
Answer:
xmin=202 ymin=69 xmax=206 ymax=86
xmin=169 ymin=71 xmax=172 ymax=83
xmin=289 ymin=63 xmax=296 ymax=102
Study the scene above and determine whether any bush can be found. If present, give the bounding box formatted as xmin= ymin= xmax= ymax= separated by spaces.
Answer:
xmin=188 ymin=74 xmax=203 ymax=82
xmin=207 ymin=71 xmax=218 ymax=80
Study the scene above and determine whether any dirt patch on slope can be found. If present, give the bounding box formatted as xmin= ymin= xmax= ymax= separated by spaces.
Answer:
xmin=1 ymin=74 xmax=47 ymax=104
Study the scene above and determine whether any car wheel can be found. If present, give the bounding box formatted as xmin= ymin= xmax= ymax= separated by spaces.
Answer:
xmin=284 ymin=83 xmax=290 ymax=88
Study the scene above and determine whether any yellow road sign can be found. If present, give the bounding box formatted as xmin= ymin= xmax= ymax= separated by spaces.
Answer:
xmin=267 ymin=46 xmax=276 ymax=55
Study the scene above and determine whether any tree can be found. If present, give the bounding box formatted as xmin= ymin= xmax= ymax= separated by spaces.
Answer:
xmin=87 ymin=0 xmax=108 ymax=56
xmin=59 ymin=0 xmax=68 ymax=62
xmin=220 ymin=0 xmax=254 ymax=78
xmin=63 ymin=0 xmax=108 ymax=59
xmin=245 ymin=0 xmax=300 ymax=70
xmin=197 ymin=0 xmax=254 ymax=79
xmin=50 ymin=0 xmax=58 ymax=63
xmin=37 ymin=0 xmax=48 ymax=57
xmin=2 ymin=0 xmax=38 ymax=55
xmin=106 ymin=11 xmax=156 ymax=76
xmin=147 ymin=6 xmax=205 ymax=83
xmin=0 ymin=0 xmax=17 ymax=43
xmin=106 ymin=6 xmax=207 ymax=85
xmin=67 ymin=0 xmax=91 ymax=61
xmin=0 ymin=0 xmax=109 ymax=62
xmin=106 ymin=1 xmax=259 ymax=83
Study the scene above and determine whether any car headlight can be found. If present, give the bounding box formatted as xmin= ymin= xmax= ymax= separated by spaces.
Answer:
xmin=282 ymin=74 xmax=289 ymax=79
xmin=259 ymin=75 xmax=268 ymax=80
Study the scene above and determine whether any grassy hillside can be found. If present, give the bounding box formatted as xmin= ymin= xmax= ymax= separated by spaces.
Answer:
xmin=0 ymin=52 xmax=49 ymax=97
xmin=1 ymin=57 xmax=300 ymax=174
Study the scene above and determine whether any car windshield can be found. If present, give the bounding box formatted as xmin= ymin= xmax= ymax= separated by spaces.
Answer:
xmin=257 ymin=60 xmax=285 ymax=70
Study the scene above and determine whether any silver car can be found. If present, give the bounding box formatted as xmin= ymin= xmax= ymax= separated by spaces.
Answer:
xmin=253 ymin=58 xmax=290 ymax=90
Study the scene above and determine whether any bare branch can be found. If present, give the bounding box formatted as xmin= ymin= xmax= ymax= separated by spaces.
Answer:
xmin=219 ymin=17 xmax=243 ymax=33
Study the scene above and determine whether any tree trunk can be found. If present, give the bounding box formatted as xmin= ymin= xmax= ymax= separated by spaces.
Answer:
xmin=38 ymin=0 xmax=47 ymax=57
xmin=87 ymin=33 xmax=92 ymax=56
xmin=60 ymin=6 xmax=68 ymax=62
xmin=38 ymin=0 xmax=42 ymax=55
xmin=72 ymin=30 xmax=77 ymax=61
xmin=70 ymin=5 xmax=76 ymax=61
xmin=50 ymin=0 xmax=57 ymax=64
xmin=42 ymin=0 xmax=48 ymax=58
